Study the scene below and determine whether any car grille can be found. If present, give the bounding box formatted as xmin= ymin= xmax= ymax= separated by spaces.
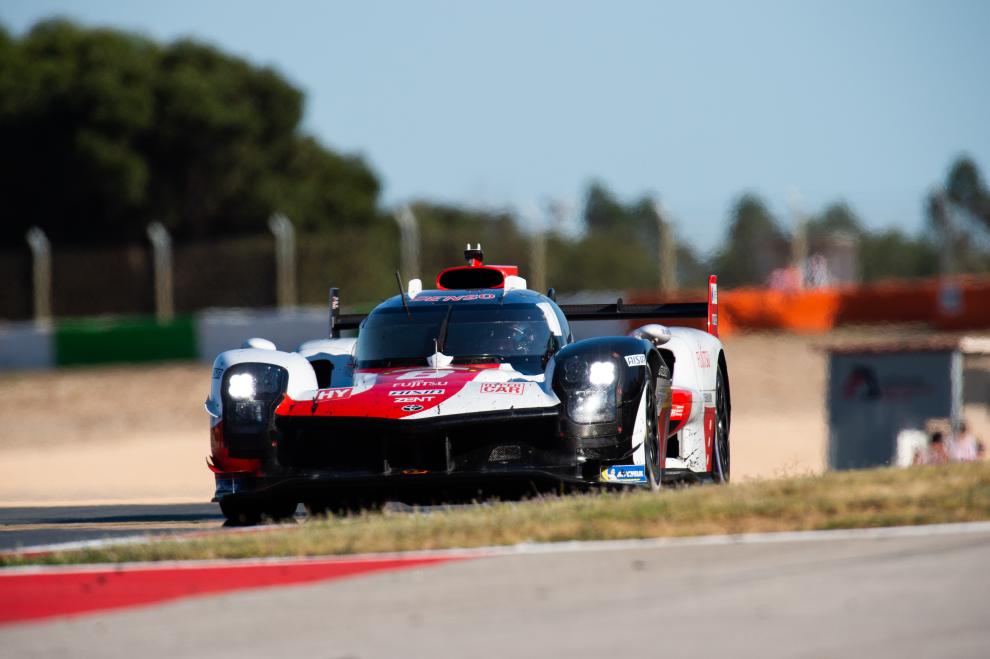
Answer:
xmin=275 ymin=413 xmax=566 ymax=473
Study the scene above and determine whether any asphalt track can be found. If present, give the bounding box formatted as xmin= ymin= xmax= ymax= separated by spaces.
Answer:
xmin=3 ymin=523 xmax=989 ymax=658
xmin=0 ymin=503 xmax=224 ymax=551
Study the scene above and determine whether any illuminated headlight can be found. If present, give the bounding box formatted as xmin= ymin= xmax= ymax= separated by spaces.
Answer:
xmin=221 ymin=363 xmax=288 ymax=435
xmin=228 ymin=373 xmax=257 ymax=400
xmin=588 ymin=361 xmax=615 ymax=386
xmin=568 ymin=388 xmax=616 ymax=424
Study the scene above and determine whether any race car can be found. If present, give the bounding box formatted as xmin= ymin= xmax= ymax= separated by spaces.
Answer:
xmin=206 ymin=245 xmax=730 ymax=524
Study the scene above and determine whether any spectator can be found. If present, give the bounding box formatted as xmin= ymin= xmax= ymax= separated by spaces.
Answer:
xmin=953 ymin=422 xmax=980 ymax=462
xmin=914 ymin=431 xmax=951 ymax=466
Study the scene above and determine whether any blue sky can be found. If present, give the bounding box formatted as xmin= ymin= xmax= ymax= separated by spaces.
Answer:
xmin=3 ymin=1 xmax=988 ymax=252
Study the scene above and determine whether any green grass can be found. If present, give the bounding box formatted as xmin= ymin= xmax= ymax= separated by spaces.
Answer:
xmin=4 ymin=462 xmax=990 ymax=567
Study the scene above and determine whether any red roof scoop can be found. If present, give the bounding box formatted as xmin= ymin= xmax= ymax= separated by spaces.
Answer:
xmin=435 ymin=243 xmax=519 ymax=290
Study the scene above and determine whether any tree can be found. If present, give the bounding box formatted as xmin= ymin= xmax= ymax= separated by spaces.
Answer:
xmin=946 ymin=157 xmax=990 ymax=230
xmin=858 ymin=229 xmax=939 ymax=282
xmin=925 ymin=157 xmax=990 ymax=276
xmin=582 ymin=180 xmax=658 ymax=254
xmin=0 ymin=19 xmax=381 ymax=245
xmin=807 ymin=202 xmax=863 ymax=245
xmin=713 ymin=194 xmax=790 ymax=287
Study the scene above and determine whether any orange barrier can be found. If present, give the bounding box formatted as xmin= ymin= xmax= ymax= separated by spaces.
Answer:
xmin=630 ymin=276 xmax=990 ymax=335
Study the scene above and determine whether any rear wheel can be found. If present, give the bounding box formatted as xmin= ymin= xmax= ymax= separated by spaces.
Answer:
xmin=712 ymin=362 xmax=730 ymax=483
xmin=643 ymin=370 xmax=664 ymax=491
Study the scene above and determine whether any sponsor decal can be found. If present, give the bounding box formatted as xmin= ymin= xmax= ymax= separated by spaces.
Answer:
xmin=480 ymin=382 xmax=525 ymax=395
xmin=671 ymin=403 xmax=685 ymax=419
xmin=625 ymin=354 xmax=647 ymax=367
xmin=658 ymin=362 xmax=670 ymax=378
xmin=394 ymin=396 xmax=435 ymax=403
xmin=399 ymin=380 xmax=448 ymax=388
xmin=415 ymin=294 xmax=497 ymax=303
xmin=600 ymin=465 xmax=647 ymax=483
xmin=212 ymin=368 xmax=223 ymax=379
xmin=397 ymin=370 xmax=455 ymax=380
xmin=401 ymin=404 xmax=424 ymax=412
xmin=711 ymin=284 xmax=717 ymax=304
xmin=703 ymin=391 xmax=714 ymax=405
xmin=696 ymin=351 xmax=712 ymax=369
xmin=390 ymin=389 xmax=444 ymax=396
xmin=316 ymin=387 xmax=352 ymax=401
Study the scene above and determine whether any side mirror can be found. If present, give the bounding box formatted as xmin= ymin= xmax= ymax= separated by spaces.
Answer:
xmin=242 ymin=337 xmax=277 ymax=351
xmin=630 ymin=324 xmax=671 ymax=346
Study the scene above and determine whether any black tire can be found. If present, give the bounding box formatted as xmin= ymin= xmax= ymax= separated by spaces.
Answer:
xmin=304 ymin=501 xmax=333 ymax=519
xmin=712 ymin=360 xmax=731 ymax=483
xmin=265 ymin=499 xmax=298 ymax=522
xmin=219 ymin=499 xmax=263 ymax=526
xmin=643 ymin=369 xmax=664 ymax=491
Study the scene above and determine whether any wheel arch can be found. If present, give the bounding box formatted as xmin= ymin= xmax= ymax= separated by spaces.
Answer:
xmin=718 ymin=349 xmax=731 ymax=431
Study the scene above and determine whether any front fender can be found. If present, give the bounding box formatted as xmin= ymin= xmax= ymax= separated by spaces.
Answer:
xmin=550 ymin=336 xmax=656 ymax=454
xmin=208 ymin=348 xmax=318 ymax=419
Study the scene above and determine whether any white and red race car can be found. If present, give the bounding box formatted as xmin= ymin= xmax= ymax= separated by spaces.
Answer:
xmin=206 ymin=246 xmax=730 ymax=523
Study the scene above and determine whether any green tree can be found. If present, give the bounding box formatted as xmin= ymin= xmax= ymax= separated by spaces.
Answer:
xmin=858 ymin=230 xmax=939 ymax=281
xmin=0 ymin=19 xmax=381 ymax=245
xmin=713 ymin=194 xmax=789 ymax=287
xmin=946 ymin=156 xmax=990 ymax=229
xmin=807 ymin=202 xmax=863 ymax=246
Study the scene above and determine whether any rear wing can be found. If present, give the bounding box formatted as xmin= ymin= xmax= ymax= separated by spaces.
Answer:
xmin=327 ymin=275 xmax=720 ymax=338
xmin=329 ymin=287 xmax=365 ymax=337
xmin=558 ymin=275 xmax=719 ymax=338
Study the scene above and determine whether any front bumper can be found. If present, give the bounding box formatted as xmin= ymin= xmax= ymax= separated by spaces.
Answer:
xmin=214 ymin=407 xmax=632 ymax=502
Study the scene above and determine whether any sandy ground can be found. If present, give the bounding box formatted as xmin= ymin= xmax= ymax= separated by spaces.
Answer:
xmin=0 ymin=363 xmax=211 ymax=505
xmin=0 ymin=334 xmax=828 ymax=505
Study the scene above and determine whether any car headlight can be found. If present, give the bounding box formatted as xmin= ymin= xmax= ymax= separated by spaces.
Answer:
xmin=221 ymin=363 xmax=288 ymax=433
xmin=588 ymin=361 xmax=615 ymax=386
xmin=228 ymin=373 xmax=257 ymax=400
xmin=567 ymin=387 xmax=616 ymax=423
xmin=557 ymin=356 xmax=618 ymax=424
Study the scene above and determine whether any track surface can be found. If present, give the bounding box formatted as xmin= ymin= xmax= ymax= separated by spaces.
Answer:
xmin=0 ymin=504 xmax=223 ymax=551
xmin=3 ymin=525 xmax=989 ymax=658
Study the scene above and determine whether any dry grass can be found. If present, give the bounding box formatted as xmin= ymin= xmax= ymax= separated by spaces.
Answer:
xmin=5 ymin=462 xmax=989 ymax=567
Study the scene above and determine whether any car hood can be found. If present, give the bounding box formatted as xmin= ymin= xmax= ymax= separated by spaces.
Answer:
xmin=275 ymin=363 xmax=560 ymax=421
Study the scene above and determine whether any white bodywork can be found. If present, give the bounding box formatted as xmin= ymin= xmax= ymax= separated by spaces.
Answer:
xmin=206 ymin=347 xmax=318 ymax=423
xmin=662 ymin=327 xmax=723 ymax=473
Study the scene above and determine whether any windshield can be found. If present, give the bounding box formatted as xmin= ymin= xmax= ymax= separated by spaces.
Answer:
xmin=356 ymin=303 xmax=558 ymax=374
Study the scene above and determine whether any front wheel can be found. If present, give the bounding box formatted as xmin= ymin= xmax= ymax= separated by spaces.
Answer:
xmin=219 ymin=499 xmax=262 ymax=526
xmin=643 ymin=369 xmax=664 ymax=491
xmin=265 ymin=499 xmax=298 ymax=522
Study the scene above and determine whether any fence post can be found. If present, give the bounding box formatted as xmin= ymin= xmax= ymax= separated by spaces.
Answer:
xmin=652 ymin=199 xmax=677 ymax=294
xmin=788 ymin=190 xmax=808 ymax=289
xmin=25 ymin=227 xmax=52 ymax=327
xmin=393 ymin=206 xmax=420 ymax=281
xmin=146 ymin=222 xmax=174 ymax=323
xmin=268 ymin=213 xmax=297 ymax=310
xmin=521 ymin=203 xmax=545 ymax=293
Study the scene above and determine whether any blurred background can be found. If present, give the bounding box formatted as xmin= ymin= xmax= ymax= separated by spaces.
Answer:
xmin=1 ymin=1 xmax=988 ymax=503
